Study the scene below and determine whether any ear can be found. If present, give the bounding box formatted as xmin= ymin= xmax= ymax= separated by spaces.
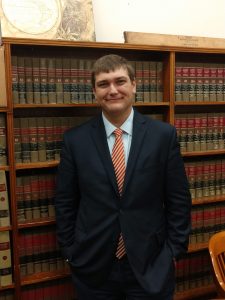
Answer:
xmin=132 ymin=81 xmax=136 ymax=94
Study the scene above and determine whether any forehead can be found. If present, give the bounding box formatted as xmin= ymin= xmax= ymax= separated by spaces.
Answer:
xmin=95 ymin=67 xmax=129 ymax=82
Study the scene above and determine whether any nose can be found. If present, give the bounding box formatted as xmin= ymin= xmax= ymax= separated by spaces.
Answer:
xmin=109 ymin=83 xmax=118 ymax=94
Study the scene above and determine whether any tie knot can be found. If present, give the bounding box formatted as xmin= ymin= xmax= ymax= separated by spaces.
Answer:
xmin=114 ymin=128 xmax=123 ymax=137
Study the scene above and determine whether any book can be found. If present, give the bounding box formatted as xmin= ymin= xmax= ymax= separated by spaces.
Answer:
xmin=55 ymin=57 xmax=63 ymax=104
xmin=37 ymin=117 xmax=47 ymax=162
xmin=0 ymin=170 xmax=10 ymax=227
xmin=0 ymin=46 xmax=7 ymax=107
xmin=0 ymin=113 xmax=7 ymax=165
xmin=62 ymin=57 xmax=71 ymax=104
xmin=0 ymin=231 xmax=12 ymax=286
xmin=16 ymin=176 xmax=25 ymax=223
xmin=13 ymin=118 xmax=22 ymax=163
xmin=11 ymin=55 xmax=19 ymax=104
xmin=28 ymin=117 xmax=38 ymax=163
xmin=24 ymin=56 xmax=34 ymax=104
xmin=32 ymin=57 xmax=41 ymax=104
xmin=40 ymin=57 xmax=48 ymax=104
xmin=17 ymin=56 xmax=26 ymax=104
xmin=48 ymin=57 xmax=57 ymax=104
xmin=70 ymin=57 xmax=79 ymax=104
xmin=20 ymin=118 xmax=31 ymax=163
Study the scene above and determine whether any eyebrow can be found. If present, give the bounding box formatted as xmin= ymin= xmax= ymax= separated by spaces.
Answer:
xmin=96 ymin=76 xmax=128 ymax=84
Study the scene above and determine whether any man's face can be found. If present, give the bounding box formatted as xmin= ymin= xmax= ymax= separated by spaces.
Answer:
xmin=93 ymin=67 xmax=136 ymax=119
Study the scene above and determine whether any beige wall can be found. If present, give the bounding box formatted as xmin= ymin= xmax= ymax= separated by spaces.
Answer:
xmin=92 ymin=0 xmax=225 ymax=42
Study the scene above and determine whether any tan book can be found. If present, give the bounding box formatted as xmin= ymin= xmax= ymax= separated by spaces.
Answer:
xmin=142 ymin=61 xmax=150 ymax=103
xmin=37 ymin=117 xmax=46 ymax=162
xmin=24 ymin=56 xmax=33 ymax=104
xmin=28 ymin=118 xmax=38 ymax=163
xmin=156 ymin=61 xmax=163 ymax=102
xmin=0 ymin=231 xmax=12 ymax=286
xmin=135 ymin=61 xmax=143 ymax=102
xmin=62 ymin=57 xmax=71 ymax=104
xmin=32 ymin=57 xmax=41 ymax=104
xmin=0 ymin=46 xmax=7 ymax=107
xmin=11 ymin=55 xmax=19 ymax=104
xmin=0 ymin=170 xmax=10 ymax=227
xmin=55 ymin=57 xmax=63 ymax=104
xmin=149 ymin=61 xmax=157 ymax=102
xmin=48 ymin=57 xmax=56 ymax=104
xmin=0 ymin=114 xmax=7 ymax=165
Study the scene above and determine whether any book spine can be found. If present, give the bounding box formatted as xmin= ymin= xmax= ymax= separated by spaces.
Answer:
xmin=0 ymin=231 xmax=12 ymax=286
xmin=142 ymin=61 xmax=150 ymax=103
xmin=70 ymin=58 xmax=79 ymax=104
xmin=40 ymin=57 xmax=48 ymax=104
xmin=28 ymin=117 xmax=38 ymax=163
xmin=0 ymin=170 xmax=10 ymax=227
xmin=13 ymin=118 xmax=22 ymax=163
xmin=62 ymin=57 xmax=71 ymax=104
xmin=11 ymin=55 xmax=19 ymax=104
xmin=17 ymin=56 xmax=26 ymax=104
xmin=135 ymin=61 xmax=143 ymax=102
xmin=47 ymin=57 xmax=56 ymax=104
xmin=156 ymin=61 xmax=163 ymax=102
xmin=24 ymin=56 xmax=33 ymax=104
xmin=32 ymin=57 xmax=41 ymax=104
xmin=55 ymin=57 xmax=63 ymax=104
xmin=149 ymin=61 xmax=157 ymax=102
xmin=0 ymin=114 xmax=7 ymax=165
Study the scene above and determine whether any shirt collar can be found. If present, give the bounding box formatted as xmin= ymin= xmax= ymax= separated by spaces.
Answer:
xmin=102 ymin=108 xmax=134 ymax=138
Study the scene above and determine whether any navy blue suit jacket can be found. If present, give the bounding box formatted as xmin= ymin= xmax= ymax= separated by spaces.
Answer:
xmin=55 ymin=110 xmax=191 ymax=294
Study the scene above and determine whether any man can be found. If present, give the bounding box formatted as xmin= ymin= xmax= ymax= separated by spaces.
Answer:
xmin=55 ymin=54 xmax=191 ymax=299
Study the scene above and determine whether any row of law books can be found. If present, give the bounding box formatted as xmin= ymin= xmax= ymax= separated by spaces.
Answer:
xmin=185 ymin=159 xmax=225 ymax=200
xmin=19 ymin=226 xmax=66 ymax=277
xmin=11 ymin=54 xmax=164 ymax=105
xmin=175 ymin=62 xmax=225 ymax=102
xmin=21 ymin=278 xmax=76 ymax=300
xmin=14 ymin=116 xmax=91 ymax=163
xmin=0 ymin=231 xmax=12 ymax=287
xmin=16 ymin=173 xmax=56 ymax=224
xmin=132 ymin=60 xmax=163 ymax=103
xmin=175 ymin=112 xmax=225 ymax=152
xmin=0 ymin=170 xmax=10 ymax=227
xmin=175 ymin=250 xmax=213 ymax=293
xmin=12 ymin=55 xmax=94 ymax=105
xmin=189 ymin=204 xmax=225 ymax=245
xmin=0 ymin=114 xmax=7 ymax=166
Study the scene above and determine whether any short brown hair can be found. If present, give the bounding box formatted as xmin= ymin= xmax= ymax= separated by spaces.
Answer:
xmin=91 ymin=54 xmax=135 ymax=87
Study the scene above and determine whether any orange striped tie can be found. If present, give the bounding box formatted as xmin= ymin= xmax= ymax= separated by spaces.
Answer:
xmin=112 ymin=128 xmax=126 ymax=259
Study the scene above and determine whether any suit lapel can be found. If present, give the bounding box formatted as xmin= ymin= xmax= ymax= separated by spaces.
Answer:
xmin=123 ymin=111 xmax=148 ymax=195
xmin=90 ymin=111 xmax=148 ymax=197
xmin=91 ymin=115 xmax=119 ymax=195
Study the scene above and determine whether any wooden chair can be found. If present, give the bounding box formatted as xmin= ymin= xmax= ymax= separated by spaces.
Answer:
xmin=209 ymin=231 xmax=225 ymax=298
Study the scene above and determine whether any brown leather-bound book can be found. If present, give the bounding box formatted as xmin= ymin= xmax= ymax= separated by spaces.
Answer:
xmin=0 ymin=113 xmax=7 ymax=165
xmin=0 ymin=231 xmax=12 ymax=286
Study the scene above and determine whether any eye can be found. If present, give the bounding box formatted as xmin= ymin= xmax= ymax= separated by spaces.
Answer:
xmin=97 ymin=82 xmax=108 ymax=88
xmin=116 ymin=79 xmax=126 ymax=85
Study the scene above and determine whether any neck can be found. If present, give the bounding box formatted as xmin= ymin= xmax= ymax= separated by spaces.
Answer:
xmin=103 ymin=108 xmax=132 ymax=128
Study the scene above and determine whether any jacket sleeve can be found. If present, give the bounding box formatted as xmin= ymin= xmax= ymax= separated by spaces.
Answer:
xmin=164 ymin=127 xmax=192 ymax=259
xmin=54 ymin=132 xmax=80 ymax=259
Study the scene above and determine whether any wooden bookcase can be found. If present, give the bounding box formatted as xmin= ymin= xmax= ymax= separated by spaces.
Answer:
xmin=1 ymin=37 xmax=225 ymax=299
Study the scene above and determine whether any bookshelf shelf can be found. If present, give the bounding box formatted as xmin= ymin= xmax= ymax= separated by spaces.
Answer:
xmin=182 ymin=149 xmax=225 ymax=157
xmin=0 ymin=283 xmax=15 ymax=291
xmin=21 ymin=270 xmax=71 ymax=286
xmin=18 ymin=218 xmax=55 ymax=229
xmin=1 ymin=36 xmax=225 ymax=300
xmin=174 ymin=284 xmax=216 ymax=300
xmin=175 ymin=101 xmax=225 ymax=106
xmin=192 ymin=195 xmax=225 ymax=205
xmin=0 ymin=165 xmax=9 ymax=171
xmin=188 ymin=242 xmax=209 ymax=253
xmin=16 ymin=161 xmax=59 ymax=170
xmin=0 ymin=225 xmax=12 ymax=232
